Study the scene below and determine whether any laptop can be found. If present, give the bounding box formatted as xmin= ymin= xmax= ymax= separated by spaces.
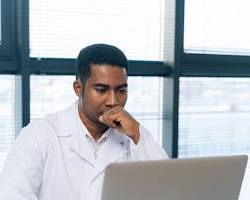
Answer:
xmin=101 ymin=155 xmax=248 ymax=200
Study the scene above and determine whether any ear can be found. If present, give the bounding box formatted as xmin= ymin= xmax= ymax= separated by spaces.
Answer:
xmin=73 ymin=80 xmax=82 ymax=97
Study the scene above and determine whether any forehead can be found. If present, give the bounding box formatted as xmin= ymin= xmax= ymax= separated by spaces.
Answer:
xmin=88 ymin=64 xmax=127 ymax=84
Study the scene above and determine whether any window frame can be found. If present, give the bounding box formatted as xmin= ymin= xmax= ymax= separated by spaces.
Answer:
xmin=0 ymin=0 xmax=15 ymax=58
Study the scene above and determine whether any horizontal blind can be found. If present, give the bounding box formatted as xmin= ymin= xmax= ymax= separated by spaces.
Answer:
xmin=29 ymin=0 xmax=165 ymax=60
xmin=30 ymin=75 xmax=163 ymax=145
xmin=0 ymin=75 xmax=16 ymax=172
xmin=30 ymin=75 xmax=77 ymax=121
xmin=184 ymin=0 xmax=250 ymax=55
xmin=179 ymin=77 xmax=250 ymax=200
xmin=126 ymin=77 xmax=163 ymax=144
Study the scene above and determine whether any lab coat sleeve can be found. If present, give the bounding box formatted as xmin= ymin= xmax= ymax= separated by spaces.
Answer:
xmin=129 ymin=125 xmax=169 ymax=161
xmin=0 ymin=122 xmax=46 ymax=200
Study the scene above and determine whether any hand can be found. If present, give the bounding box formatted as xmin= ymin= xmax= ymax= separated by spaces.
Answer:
xmin=99 ymin=106 xmax=140 ymax=144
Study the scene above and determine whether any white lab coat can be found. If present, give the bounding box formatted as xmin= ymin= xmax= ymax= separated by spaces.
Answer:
xmin=0 ymin=101 xmax=168 ymax=200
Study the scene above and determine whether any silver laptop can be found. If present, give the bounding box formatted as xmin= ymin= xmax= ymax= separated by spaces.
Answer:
xmin=101 ymin=155 xmax=248 ymax=200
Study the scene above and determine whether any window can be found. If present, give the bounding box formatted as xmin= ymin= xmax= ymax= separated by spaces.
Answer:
xmin=126 ymin=77 xmax=163 ymax=144
xmin=179 ymin=77 xmax=250 ymax=200
xmin=179 ymin=77 xmax=250 ymax=156
xmin=29 ymin=0 xmax=165 ymax=60
xmin=30 ymin=75 xmax=163 ymax=145
xmin=30 ymin=75 xmax=77 ymax=120
xmin=184 ymin=0 xmax=250 ymax=55
xmin=0 ymin=75 xmax=16 ymax=172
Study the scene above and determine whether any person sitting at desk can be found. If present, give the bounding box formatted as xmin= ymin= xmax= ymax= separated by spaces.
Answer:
xmin=0 ymin=43 xmax=168 ymax=200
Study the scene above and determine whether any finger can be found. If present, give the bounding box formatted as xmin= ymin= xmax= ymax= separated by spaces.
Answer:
xmin=101 ymin=107 xmax=122 ymax=122
xmin=99 ymin=114 xmax=118 ymax=128
xmin=103 ymin=108 xmax=124 ymax=122
xmin=99 ymin=115 xmax=104 ymax=123
xmin=102 ymin=106 xmax=121 ymax=117
xmin=103 ymin=112 xmax=124 ymax=131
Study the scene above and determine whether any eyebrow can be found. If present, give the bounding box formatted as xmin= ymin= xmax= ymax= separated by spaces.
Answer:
xmin=93 ymin=83 xmax=128 ymax=89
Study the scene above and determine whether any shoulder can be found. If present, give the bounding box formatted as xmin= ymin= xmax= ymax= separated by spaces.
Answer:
xmin=18 ymin=101 xmax=77 ymax=140
xmin=14 ymin=102 xmax=77 ymax=158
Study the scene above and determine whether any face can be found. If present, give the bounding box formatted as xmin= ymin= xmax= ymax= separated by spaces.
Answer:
xmin=74 ymin=64 xmax=128 ymax=126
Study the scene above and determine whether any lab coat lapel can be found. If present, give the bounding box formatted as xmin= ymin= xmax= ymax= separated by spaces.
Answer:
xmin=69 ymin=131 xmax=95 ymax=167
xmin=55 ymin=101 xmax=95 ymax=167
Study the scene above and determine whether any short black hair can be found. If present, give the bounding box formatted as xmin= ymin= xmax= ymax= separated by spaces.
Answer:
xmin=76 ymin=43 xmax=128 ymax=82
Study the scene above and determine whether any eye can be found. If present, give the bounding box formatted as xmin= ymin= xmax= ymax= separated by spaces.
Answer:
xmin=95 ymin=87 xmax=107 ymax=94
xmin=119 ymin=88 xmax=127 ymax=94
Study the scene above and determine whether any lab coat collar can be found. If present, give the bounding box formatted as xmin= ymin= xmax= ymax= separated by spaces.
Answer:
xmin=53 ymin=101 xmax=94 ymax=165
xmin=54 ymin=101 xmax=79 ymax=137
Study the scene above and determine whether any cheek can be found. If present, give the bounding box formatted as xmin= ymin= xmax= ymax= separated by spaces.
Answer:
xmin=120 ymin=94 xmax=128 ymax=106
xmin=82 ymin=97 xmax=104 ymax=119
xmin=84 ymin=92 xmax=106 ymax=110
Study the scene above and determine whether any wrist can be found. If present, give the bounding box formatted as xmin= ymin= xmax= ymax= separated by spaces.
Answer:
xmin=131 ymin=134 xmax=140 ymax=144
xmin=130 ymin=122 xmax=140 ymax=144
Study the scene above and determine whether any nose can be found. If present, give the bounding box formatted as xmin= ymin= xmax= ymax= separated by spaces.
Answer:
xmin=105 ymin=90 xmax=119 ymax=108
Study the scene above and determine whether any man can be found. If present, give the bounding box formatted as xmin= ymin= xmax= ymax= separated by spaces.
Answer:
xmin=0 ymin=44 xmax=168 ymax=200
